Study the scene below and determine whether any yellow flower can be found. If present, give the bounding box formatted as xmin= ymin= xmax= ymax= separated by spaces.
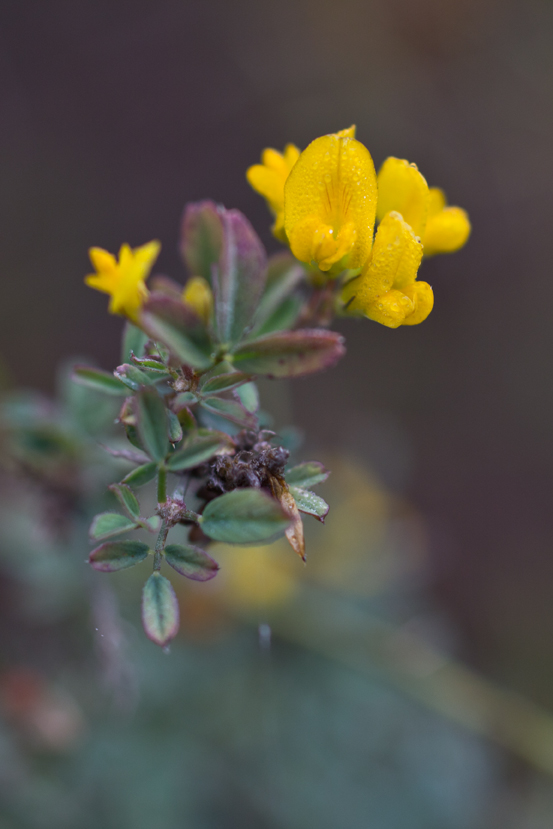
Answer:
xmin=342 ymin=157 xmax=470 ymax=327
xmin=85 ymin=240 xmax=160 ymax=322
xmin=246 ymin=143 xmax=300 ymax=241
xmin=182 ymin=276 xmax=213 ymax=323
xmin=342 ymin=212 xmax=433 ymax=328
xmin=376 ymin=156 xmax=471 ymax=256
xmin=283 ymin=125 xmax=378 ymax=274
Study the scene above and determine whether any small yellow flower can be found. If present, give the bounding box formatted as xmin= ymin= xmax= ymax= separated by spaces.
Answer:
xmin=376 ymin=157 xmax=471 ymax=256
xmin=85 ymin=240 xmax=160 ymax=322
xmin=182 ymin=276 xmax=213 ymax=323
xmin=342 ymin=212 xmax=433 ymax=328
xmin=246 ymin=143 xmax=301 ymax=241
xmin=283 ymin=125 xmax=377 ymax=274
xmin=342 ymin=157 xmax=470 ymax=327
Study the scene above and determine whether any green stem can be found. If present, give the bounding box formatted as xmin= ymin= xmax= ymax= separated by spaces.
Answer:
xmin=153 ymin=518 xmax=169 ymax=572
xmin=157 ymin=466 xmax=167 ymax=504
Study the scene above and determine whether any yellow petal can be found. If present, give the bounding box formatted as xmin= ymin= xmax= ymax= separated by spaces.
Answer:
xmin=246 ymin=144 xmax=300 ymax=229
xmin=343 ymin=211 xmax=423 ymax=310
xmin=401 ymin=281 xmax=434 ymax=325
xmin=283 ymin=143 xmax=301 ymax=169
xmin=84 ymin=272 xmax=117 ymax=295
xmin=376 ymin=157 xmax=429 ymax=237
xmin=284 ymin=132 xmax=377 ymax=270
xmin=89 ymin=247 xmax=117 ymax=273
xmin=427 ymin=187 xmax=446 ymax=218
xmin=246 ymin=164 xmax=286 ymax=213
xmin=423 ymin=206 xmax=471 ymax=256
xmin=132 ymin=240 xmax=161 ymax=274
xmin=364 ymin=289 xmax=415 ymax=329
xmin=183 ymin=276 xmax=213 ymax=323
xmin=336 ymin=124 xmax=356 ymax=139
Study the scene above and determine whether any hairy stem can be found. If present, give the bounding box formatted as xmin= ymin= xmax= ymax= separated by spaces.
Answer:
xmin=157 ymin=466 xmax=167 ymax=504
xmin=153 ymin=518 xmax=169 ymax=572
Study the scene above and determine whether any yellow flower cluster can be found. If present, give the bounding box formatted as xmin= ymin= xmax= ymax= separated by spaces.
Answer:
xmin=247 ymin=127 xmax=470 ymax=328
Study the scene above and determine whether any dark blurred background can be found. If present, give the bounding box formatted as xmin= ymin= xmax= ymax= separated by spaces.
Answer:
xmin=1 ymin=0 xmax=553 ymax=824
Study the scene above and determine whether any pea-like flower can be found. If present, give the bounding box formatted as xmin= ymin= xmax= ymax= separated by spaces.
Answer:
xmin=85 ymin=240 xmax=160 ymax=321
xmin=246 ymin=144 xmax=300 ymax=241
xmin=342 ymin=157 xmax=470 ymax=327
xmin=375 ymin=157 xmax=471 ymax=257
xmin=283 ymin=126 xmax=378 ymax=274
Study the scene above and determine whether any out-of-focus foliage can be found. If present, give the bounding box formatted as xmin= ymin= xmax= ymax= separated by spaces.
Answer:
xmin=1 ymin=373 xmax=553 ymax=827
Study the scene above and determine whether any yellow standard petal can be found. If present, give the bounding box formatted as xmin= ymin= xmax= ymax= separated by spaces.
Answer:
xmin=376 ymin=157 xmax=429 ymax=237
xmin=85 ymin=240 xmax=160 ymax=322
xmin=284 ymin=129 xmax=377 ymax=272
xmin=182 ymin=275 xmax=213 ymax=323
xmin=343 ymin=211 xmax=428 ymax=328
xmin=246 ymin=143 xmax=300 ymax=241
xmin=422 ymin=187 xmax=471 ymax=256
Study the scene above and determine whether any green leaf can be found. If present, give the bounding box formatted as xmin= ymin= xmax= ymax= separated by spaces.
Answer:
xmin=72 ymin=365 xmax=128 ymax=396
xmin=124 ymin=423 xmax=145 ymax=452
xmin=164 ymin=543 xmax=219 ymax=581
xmin=142 ymin=572 xmax=180 ymax=646
xmin=140 ymin=294 xmax=214 ymax=369
xmin=167 ymin=409 xmax=183 ymax=444
xmin=173 ymin=391 xmax=198 ymax=408
xmin=200 ymin=371 xmax=251 ymax=395
xmin=131 ymin=355 xmax=168 ymax=371
xmin=251 ymin=295 xmax=303 ymax=338
xmin=252 ymin=255 xmax=305 ymax=332
xmin=285 ymin=461 xmax=329 ymax=489
xmin=121 ymin=322 xmax=148 ymax=363
xmin=167 ymin=429 xmax=231 ymax=471
xmin=114 ymin=363 xmax=154 ymax=391
xmin=180 ymin=200 xmax=223 ymax=285
xmin=100 ymin=445 xmax=150 ymax=465
xmin=89 ymin=512 xmax=138 ymax=541
xmin=232 ymin=329 xmax=346 ymax=378
xmin=233 ymin=381 xmax=259 ymax=413
xmin=135 ymin=388 xmax=169 ymax=463
xmin=201 ymin=488 xmax=290 ymax=544
xmin=212 ymin=209 xmax=267 ymax=345
xmin=108 ymin=483 xmax=140 ymax=519
xmin=89 ymin=539 xmax=149 ymax=571
xmin=200 ymin=396 xmax=256 ymax=428
xmin=289 ymin=486 xmax=329 ymax=522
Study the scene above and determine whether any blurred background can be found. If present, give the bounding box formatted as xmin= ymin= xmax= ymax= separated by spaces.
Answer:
xmin=1 ymin=0 xmax=553 ymax=826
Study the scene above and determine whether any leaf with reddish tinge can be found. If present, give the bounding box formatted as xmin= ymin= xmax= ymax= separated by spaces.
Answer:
xmin=212 ymin=209 xmax=267 ymax=345
xmin=142 ymin=573 xmax=180 ymax=646
xmin=180 ymin=200 xmax=223 ymax=285
xmin=199 ymin=395 xmax=257 ymax=428
xmin=164 ymin=543 xmax=220 ymax=581
xmin=140 ymin=293 xmax=213 ymax=370
xmin=89 ymin=539 xmax=150 ymax=571
xmin=232 ymin=329 xmax=345 ymax=378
